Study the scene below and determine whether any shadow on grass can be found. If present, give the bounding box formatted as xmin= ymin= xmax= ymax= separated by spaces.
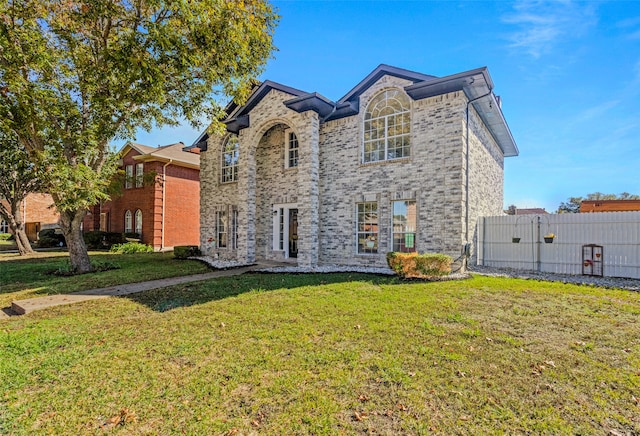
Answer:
xmin=0 ymin=252 xmax=209 ymax=302
xmin=123 ymin=271 xmax=402 ymax=313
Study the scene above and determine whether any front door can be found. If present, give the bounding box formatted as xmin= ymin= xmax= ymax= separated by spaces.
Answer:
xmin=288 ymin=209 xmax=298 ymax=258
xmin=272 ymin=204 xmax=298 ymax=259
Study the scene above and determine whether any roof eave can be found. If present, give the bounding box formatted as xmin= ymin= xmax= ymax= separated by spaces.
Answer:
xmin=132 ymin=154 xmax=200 ymax=169
xmin=405 ymin=67 xmax=518 ymax=157
xmin=284 ymin=93 xmax=335 ymax=118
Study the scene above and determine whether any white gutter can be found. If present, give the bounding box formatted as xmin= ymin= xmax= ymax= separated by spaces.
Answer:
xmin=161 ymin=160 xmax=173 ymax=251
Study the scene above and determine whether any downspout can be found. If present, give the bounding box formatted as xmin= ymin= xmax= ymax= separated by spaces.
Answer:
xmin=161 ymin=160 xmax=173 ymax=251
xmin=464 ymin=89 xmax=493 ymax=268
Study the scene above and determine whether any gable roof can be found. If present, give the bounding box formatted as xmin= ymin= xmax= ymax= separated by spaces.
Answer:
xmin=338 ymin=64 xmax=437 ymax=105
xmin=194 ymin=64 xmax=518 ymax=157
xmin=120 ymin=142 xmax=200 ymax=169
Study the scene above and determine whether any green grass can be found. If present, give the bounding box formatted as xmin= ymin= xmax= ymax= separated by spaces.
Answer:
xmin=1 ymin=270 xmax=639 ymax=434
xmin=0 ymin=251 xmax=211 ymax=307
xmin=0 ymin=240 xmax=17 ymax=251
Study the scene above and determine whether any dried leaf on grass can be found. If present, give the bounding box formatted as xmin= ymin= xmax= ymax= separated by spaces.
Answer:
xmin=353 ymin=410 xmax=368 ymax=421
xmin=100 ymin=408 xmax=136 ymax=428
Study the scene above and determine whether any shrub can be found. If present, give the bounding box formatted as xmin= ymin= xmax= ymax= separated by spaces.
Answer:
xmin=83 ymin=231 xmax=125 ymax=249
xmin=38 ymin=236 xmax=64 ymax=248
xmin=174 ymin=245 xmax=201 ymax=259
xmin=38 ymin=228 xmax=66 ymax=247
xmin=386 ymin=252 xmax=452 ymax=279
xmin=0 ymin=233 xmax=12 ymax=241
xmin=110 ymin=242 xmax=153 ymax=254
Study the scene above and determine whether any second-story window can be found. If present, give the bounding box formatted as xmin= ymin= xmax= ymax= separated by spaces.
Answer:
xmin=363 ymin=89 xmax=411 ymax=163
xmin=135 ymin=163 xmax=144 ymax=188
xmin=221 ymin=135 xmax=239 ymax=183
xmin=125 ymin=165 xmax=133 ymax=189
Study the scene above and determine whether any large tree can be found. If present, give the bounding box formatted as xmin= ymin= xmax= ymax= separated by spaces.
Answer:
xmin=0 ymin=131 xmax=43 ymax=255
xmin=557 ymin=192 xmax=640 ymax=213
xmin=0 ymin=0 xmax=277 ymax=272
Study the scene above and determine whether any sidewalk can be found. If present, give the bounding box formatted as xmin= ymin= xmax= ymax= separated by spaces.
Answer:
xmin=3 ymin=265 xmax=261 ymax=319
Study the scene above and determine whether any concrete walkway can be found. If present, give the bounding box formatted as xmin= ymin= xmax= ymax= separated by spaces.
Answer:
xmin=3 ymin=265 xmax=262 ymax=319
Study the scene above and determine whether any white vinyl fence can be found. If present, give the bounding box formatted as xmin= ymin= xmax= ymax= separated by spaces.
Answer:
xmin=477 ymin=211 xmax=640 ymax=279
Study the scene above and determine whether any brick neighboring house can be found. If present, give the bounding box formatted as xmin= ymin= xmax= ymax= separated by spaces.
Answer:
xmin=1 ymin=193 xmax=60 ymax=241
xmin=83 ymin=142 xmax=200 ymax=250
xmin=196 ymin=65 xmax=518 ymax=268
xmin=580 ymin=200 xmax=640 ymax=213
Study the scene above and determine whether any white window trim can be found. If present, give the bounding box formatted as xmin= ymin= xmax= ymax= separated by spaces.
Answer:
xmin=355 ymin=201 xmax=379 ymax=255
xmin=284 ymin=128 xmax=299 ymax=169
xmin=124 ymin=210 xmax=133 ymax=233
xmin=272 ymin=203 xmax=297 ymax=258
xmin=221 ymin=135 xmax=239 ymax=184
xmin=135 ymin=163 xmax=144 ymax=188
xmin=391 ymin=199 xmax=417 ymax=253
xmin=134 ymin=209 xmax=142 ymax=236
xmin=362 ymin=88 xmax=412 ymax=164
xmin=125 ymin=165 xmax=133 ymax=189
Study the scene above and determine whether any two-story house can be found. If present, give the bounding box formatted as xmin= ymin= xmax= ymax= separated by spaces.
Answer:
xmin=196 ymin=65 xmax=518 ymax=268
xmin=83 ymin=142 xmax=200 ymax=250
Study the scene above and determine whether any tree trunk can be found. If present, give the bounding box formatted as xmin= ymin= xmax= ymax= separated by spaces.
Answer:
xmin=2 ymin=199 xmax=34 ymax=255
xmin=7 ymin=216 xmax=34 ymax=255
xmin=59 ymin=209 xmax=93 ymax=273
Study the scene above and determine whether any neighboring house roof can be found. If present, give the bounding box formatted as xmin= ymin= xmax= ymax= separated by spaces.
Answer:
xmin=580 ymin=200 xmax=640 ymax=213
xmin=206 ymin=64 xmax=518 ymax=158
xmin=515 ymin=208 xmax=548 ymax=215
xmin=120 ymin=142 xmax=200 ymax=169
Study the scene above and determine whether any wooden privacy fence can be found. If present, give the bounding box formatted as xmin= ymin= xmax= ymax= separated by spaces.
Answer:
xmin=477 ymin=211 xmax=640 ymax=279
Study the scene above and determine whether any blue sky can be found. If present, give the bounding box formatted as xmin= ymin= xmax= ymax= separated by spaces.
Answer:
xmin=128 ymin=0 xmax=640 ymax=213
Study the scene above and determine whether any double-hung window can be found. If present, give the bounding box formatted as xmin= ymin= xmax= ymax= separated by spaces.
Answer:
xmin=392 ymin=200 xmax=416 ymax=252
xmin=356 ymin=202 xmax=378 ymax=254
xmin=216 ymin=209 xmax=227 ymax=248
xmin=363 ymin=89 xmax=411 ymax=163
xmin=125 ymin=165 xmax=133 ymax=189
xmin=135 ymin=163 xmax=144 ymax=188
xmin=221 ymin=135 xmax=239 ymax=183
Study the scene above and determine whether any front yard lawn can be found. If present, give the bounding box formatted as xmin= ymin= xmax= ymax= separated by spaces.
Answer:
xmin=1 ymin=272 xmax=639 ymax=434
xmin=0 ymin=251 xmax=210 ymax=308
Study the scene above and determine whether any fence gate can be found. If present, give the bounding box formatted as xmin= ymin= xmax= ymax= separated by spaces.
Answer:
xmin=582 ymin=244 xmax=603 ymax=277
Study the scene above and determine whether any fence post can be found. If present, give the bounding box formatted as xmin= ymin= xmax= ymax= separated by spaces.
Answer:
xmin=536 ymin=216 xmax=541 ymax=272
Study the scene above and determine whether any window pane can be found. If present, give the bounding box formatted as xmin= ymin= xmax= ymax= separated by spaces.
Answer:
xmin=363 ymin=89 xmax=411 ymax=163
xmin=221 ymin=135 xmax=239 ymax=183
xmin=392 ymin=200 xmax=416 ymax=252
xmin=357 ymin=201 xmax=378 ymax=254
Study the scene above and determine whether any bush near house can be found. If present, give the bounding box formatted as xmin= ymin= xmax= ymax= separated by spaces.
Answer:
xmin=110 ymin=242 xmax=153 ymax=254
xmin=83 ymin=231 xmax=125 ymax=249
xmin=37 ymin=229 xmax=66 ymax=248
xmin=174 ymin=245 xmax=201 ymax=259
xmin=387 ymin=251 xmax=452 ymax=278
xmin=0 ymin=233 xmax=12 ymax=240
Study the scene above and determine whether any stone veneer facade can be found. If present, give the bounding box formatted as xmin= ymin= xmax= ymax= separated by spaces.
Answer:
xmin=199 ymin=65 xmax=517 ymax=269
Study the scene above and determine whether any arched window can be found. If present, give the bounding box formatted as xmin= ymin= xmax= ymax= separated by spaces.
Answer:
xmin=135 ymin=209 xmax=142 ymax=237
xmin=221 ymin=135 xmax=239 ymax=183
xmin=363 ymin=89 xmax=411 ymax=163
xmin=124 ymin=210 xmax=133 ymax=233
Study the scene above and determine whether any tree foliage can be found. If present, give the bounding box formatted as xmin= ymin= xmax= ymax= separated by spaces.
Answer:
xmin=0 ymin=130 xmax=43 ymax=254
xmin=0 ymin=0 xmax=278 ymax=272
xmin=557 ymin=192 xmax=640 ymax=213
